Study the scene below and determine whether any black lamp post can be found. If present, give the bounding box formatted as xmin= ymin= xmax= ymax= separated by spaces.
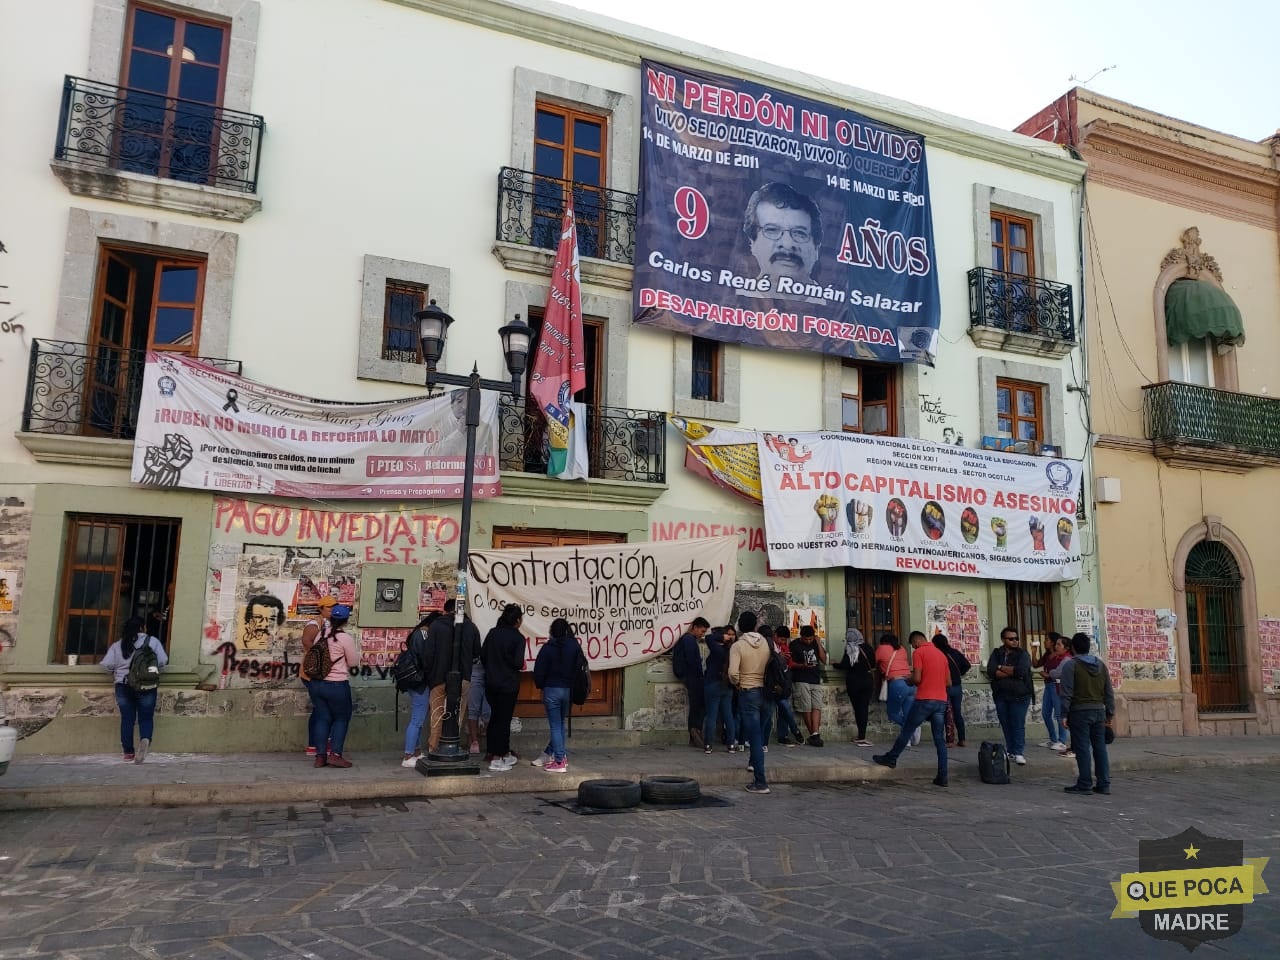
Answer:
xmin=414 ymin=300 xmax=530 ymax=774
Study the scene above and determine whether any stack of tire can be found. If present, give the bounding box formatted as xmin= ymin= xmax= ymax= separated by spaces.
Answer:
xmin=576 ymin=776 xmax=700 ymax=810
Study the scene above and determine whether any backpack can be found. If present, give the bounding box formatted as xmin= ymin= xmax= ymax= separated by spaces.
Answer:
xmin=126 ymin=636 xmax=161 ymax=692
xmin=302 ymin=633 xmax=332 ymax=680
xmin=670 ymin=638 xmax=686 ymax=681
xmin=978 ymin=740 xmax=1011 ymax=785
xmin=763 ymin=645 xmax=793 ymax=701
xmin=391 ymin=630 xmax=425 ymax=692
xmin=570 ymin=645 xmax=591 ymax=706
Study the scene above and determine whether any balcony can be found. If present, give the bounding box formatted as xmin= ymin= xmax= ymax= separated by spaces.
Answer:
xmin=967 ymin=267 xmax=1076 ymax=358
xmin=51 ymin=76 xmax=264 ymax=222
xmin=497 ymin=396 xmax=665 ymax=487
xmin=492 ymin=167 xmax=637 ymax=289
xmin=1143 ymin=381 xmax=1280 ymax=472
xmin=19 ymin=339 xmax=241 ymax=467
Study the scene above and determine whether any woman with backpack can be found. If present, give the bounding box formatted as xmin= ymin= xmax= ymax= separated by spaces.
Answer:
xmin=482 ymin=603 xmax=526 ymax=771
xmin=300 ymin=594 xmax=338 ymax=758
xmin=531 ymin=618 xmax=583 ymax=773
xmin=310 ymin=604 xmax=361 ymax=768
xmin=931 ymin=633 xmax=971 ymax=747
xmin=100 ymin=617 xmax=168 ymax=763
xmin=840 ymin=627 xmax=877 ymax=747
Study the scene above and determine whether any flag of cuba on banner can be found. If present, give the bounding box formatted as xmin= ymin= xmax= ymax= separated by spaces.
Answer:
xmin=633 ymin=61 xmax=941 ymax=364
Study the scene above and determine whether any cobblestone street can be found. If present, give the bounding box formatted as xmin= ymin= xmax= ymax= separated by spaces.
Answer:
xmin=0 ymin=765 xmax=1276 ymax=959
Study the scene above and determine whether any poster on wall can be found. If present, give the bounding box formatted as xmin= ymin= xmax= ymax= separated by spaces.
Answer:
xmin=467 ymin=537 xmax=738 ymax=669
xmin=1257 ymin=618 xmax=1280 ymax=693
xmin=0 ymin=569 xmax=16 ymax=614
xmin=634 ymin=61 xmax=941 ymax=363
xmin=925 ymin=601 xmax=983 ymax=665
xmin=1103 ymin=604 xmax=1178 ymax=685
xmin=132 ymin=352 xmax=501 ymax=499
xmin=758 ymin=431 xmax=1083 ymax=582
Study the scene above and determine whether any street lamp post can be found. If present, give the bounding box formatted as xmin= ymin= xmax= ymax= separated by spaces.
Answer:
xmin=415 ymin=300 xmax=530 ymax=774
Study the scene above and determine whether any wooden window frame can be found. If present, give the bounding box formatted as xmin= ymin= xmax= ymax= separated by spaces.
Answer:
xmin=995 ymin=377 xmax=1043 ymax=445
xmin=846 ymin=569 xmax=901 ymax=642
xmin=534 ymin=101 xmax=607 ymax=188
xmin=690 ymin=336 xmax=722 ymax=402
xmin=121 ymin=3 xmax=231 ymax=103
xmin=1004 ymin=582 xmax=1055 ymax=653
xmin=841 ymin=361 xmax=897 ymax=436
xmin=990 ymin=211 xmax=1036 ymax=278
xmin=382 ymin=280 xmax=427 ymax=364
xmin=95 ymin=245 xmax=207 ymax=356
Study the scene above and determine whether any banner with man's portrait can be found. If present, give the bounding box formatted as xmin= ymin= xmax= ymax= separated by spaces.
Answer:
xmin=634 ymin=61 xmax=940 ymax=364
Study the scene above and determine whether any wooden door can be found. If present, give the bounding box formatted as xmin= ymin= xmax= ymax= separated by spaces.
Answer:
xmin=86 ymin=252 xmax=137 ymax=436
xmin=1187 ymin=583 xmax=1245 ymax=711
xmin=845 ymin=569 xmax=900 ymax=641
xmin=492 ymin=527 xmax=625 ymax=718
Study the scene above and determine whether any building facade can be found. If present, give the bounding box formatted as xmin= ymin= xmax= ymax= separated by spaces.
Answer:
xmin=1020 ymin=89 xmax=1280 ymax=736
xmin=0 ymin=0 xmax=1090 ymax=753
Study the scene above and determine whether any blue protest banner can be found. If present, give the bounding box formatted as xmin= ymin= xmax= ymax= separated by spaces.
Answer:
xmin=634 ymin=61 xmax=941 ymax=363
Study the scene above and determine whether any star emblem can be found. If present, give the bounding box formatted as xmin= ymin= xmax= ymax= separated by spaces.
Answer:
xmin=1184 ymin=844 xmax=1201 ymax=859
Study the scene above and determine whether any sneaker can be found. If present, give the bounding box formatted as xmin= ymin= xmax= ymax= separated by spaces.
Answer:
xmin=910 ymin=728 xmax=921 ymax=747
xmin=122 ymin=753 xmax=135 ymax=762
xmin=704 ymin=745 xmax=713 ymax=755
xmin=1051 ymin=742 xmax=1069 ymax=753
xmin=1012 ymin=754 xmax=1027 ymax=765
xmin=305 ymin=746 xmax=318 ymax=757
xmin=489 ymin=758 xmax=514 ymax=772
xmin=501 ymin=753 xmax=519 ymax=765
xmin=314 ymin=754 xmax=327 ymax=768
xmin=1062 ymin=750 xmax=1076 ymax=759
xmin=746 ymin=764 xmax=753 ymax=772
xmin=1063 ymin=784 xmax=1092 ymax=794
xmin=1039 ymin=740 xmax=1054 ymax=748
xmin=871 ymin=753 xmax=897 ymax=769
xmin=327 ymin=754 xmax=353 ymax=768
xmin=807 ymin=734 xmax=824 ymax=748
xmin=744 ymin=782 xmax=771 ymax=794
xmin=1092 ymin=785 xmax=1111 ymax=795
xmin=763 ymin=745 xmax=769 ymax=753
xmin=735 ymin=743 xmax=746 ymax=753
xmin=932 ymin=775 xmax=948 ymax=787
xmin=401 ymin=754 xmax=421 ymax=769
xmin=135 ymin=739 xmax=150 ymax=764
xmin=776 ymin=736 xmax=792 ymax=746
xmin=544 ymin=759 xmax=568 ymax=773
xmin=531 ymin=752 xmax=552 ymax=767
xmin=855 ymin=739 xmax=873 ymax=747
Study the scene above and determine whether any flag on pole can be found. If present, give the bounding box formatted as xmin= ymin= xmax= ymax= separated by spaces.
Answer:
xmin=529 ymin=205 xmax=588 ymax=479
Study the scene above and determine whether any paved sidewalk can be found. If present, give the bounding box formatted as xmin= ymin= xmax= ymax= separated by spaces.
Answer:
xmin=1 ymin=733 xmax=1276 ymax=810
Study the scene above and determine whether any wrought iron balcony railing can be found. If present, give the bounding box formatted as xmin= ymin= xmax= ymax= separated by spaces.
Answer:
xmin=498 ymin=395 xmax=665 ymax=483
xmin=54 ymin=75 xmax=264 ymax=193
xmin=967 ymin=267 xmax=1075 ymax=343
xmin=496 ymin=166 xmax=637 ymax=265
xmin=1143 ymin=381 xmax=1280 ymax=458
xmin=22 ymin=339 xmax=242 ymax=441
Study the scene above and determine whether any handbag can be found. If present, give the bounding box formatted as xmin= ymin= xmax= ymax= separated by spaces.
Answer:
xmin=878 ymin=649 xmax=897 ymax=702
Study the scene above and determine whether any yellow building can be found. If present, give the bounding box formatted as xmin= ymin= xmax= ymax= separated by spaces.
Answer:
xmin=1021 ymin=90 xmax=1280 ymax=736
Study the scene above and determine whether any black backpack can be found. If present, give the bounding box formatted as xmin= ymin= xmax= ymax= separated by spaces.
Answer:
xmin=763 ymin=646 xmax=793 ymax=701
xmin=570 ymin=644 xmax=591 ymax=706
xmin=126 ymin=637 xmax=161 ymax=692
xmin=391 ymin=629 xmax=426 ymax=692
xmin=978 ymin=741 xmax=1011 ymax=784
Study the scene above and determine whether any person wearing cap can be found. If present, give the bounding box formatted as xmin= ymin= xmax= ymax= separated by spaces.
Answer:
xmin=313 ymin=603 xmax=361 ymax=768
xmin=300 ymin=595 xmax=338 ymax=757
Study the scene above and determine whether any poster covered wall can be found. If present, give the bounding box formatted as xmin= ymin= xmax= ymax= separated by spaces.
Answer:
xmin=467 ymin=537 xmax=737 ymax=670
xmin=758 ymin=431 xmax=1083 ymax=582
xmin=634 ymin=60 xmax=940 ymax=363
xmin=132 ymin=352 xmax=501 ymax=499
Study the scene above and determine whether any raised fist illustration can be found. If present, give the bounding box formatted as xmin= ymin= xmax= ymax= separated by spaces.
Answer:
xmin=142 ymin=432 xmax=193 ymax=487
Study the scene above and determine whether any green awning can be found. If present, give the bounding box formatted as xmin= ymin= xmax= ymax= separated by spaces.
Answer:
xmin=1165 ymin=278 xmax=1245 ymax=346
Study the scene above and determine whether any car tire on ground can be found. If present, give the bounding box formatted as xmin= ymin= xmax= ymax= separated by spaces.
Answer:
xmin=640 ymin=775 xmax=701 ymax=804
xmin=577 ymin=778 xmax=642 ymax=809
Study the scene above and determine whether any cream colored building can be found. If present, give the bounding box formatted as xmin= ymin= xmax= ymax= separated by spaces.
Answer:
xmin=1020 ymin=89 xmax=1280 ymax=736
xmin=0 ymin=0 xmax=1089 ymax=753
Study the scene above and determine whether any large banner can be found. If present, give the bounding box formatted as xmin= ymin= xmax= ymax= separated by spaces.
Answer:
xmin=758 ymin=432 xmax=1083 ymax=582
xmin=670 ymin=416 xmax=762 ymax=503
xmin=467 ymin=537 xmax=737 ymax=670
xmin=132 ymin=352 xmax=501 ymax=499
xmin=634 ymin=60 xmax=940 ymax=363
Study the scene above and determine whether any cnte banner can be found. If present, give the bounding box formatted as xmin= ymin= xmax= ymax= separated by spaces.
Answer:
xmin=758 ymin=432 xmax=1083 ymax=582
xmin=131 ymin=352 xmax=500 ymax=499
xmin=467 ymin=537 xmax=738 ymax=669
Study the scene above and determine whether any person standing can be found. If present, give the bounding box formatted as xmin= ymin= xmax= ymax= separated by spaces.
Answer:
xmin=672 ymin=617 xmax=709 ymax=748
xmin=873 ymin=631 xmax=951 ymax=786
xmin=423 ymin=598 xmax=480 ymax=754
xmin=532 ymin=618 xmax=582 ymax=773
xmin=931 ymin=633 xmax=971 ymax=747
xmin=313 ymin=604 xmax=361 ymax=768
xmin=1060 ymin=632 xmax=1115 ymax=795
xmin=399 ymin=613 xmax=435 ymax=768
xmin=986 ymin=626 xmax=1033 ymax=766
xmin=1037 ymin=632 xmax=1069 ymax=752
xmin=482 ymin=603 xmax=526 ymax=771
xmin=300 ymin=595 xmax=338 ymax=757
xmin=789 ymin=624 xmax=828 ymax=746
xmin=730 ymin=611 xmax=772 ymax=794
xmin=841 ymin=627 xmax=877 ymax=747
xmin=769 ymin=626 xmax=804 ymax=746
xmin=702 ymin=625 xmax=738 ymax=754
xmin=465 ymin=651 xmax=493 ymax=755
xmin=100 ymin=617 xmax=168 ymax=763
xmin=876 ymin=634 xmax=915 ymax=743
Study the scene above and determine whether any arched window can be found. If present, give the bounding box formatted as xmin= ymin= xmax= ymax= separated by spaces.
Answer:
xmin=1184 ymin=541 xmax=1246 ymax=712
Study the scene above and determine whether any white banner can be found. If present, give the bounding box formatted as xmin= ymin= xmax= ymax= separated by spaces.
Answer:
xmin=758 ymin=432 xmax=1083 ymax=582
xmin=467 ymin=537 xmax=738 ymax=670
xmin=131 ymin=352 xmax=501 ymax=499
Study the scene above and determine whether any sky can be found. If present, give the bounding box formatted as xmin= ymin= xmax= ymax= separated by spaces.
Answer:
xmin=566 ymin=0 xmax=1277 ymax=142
